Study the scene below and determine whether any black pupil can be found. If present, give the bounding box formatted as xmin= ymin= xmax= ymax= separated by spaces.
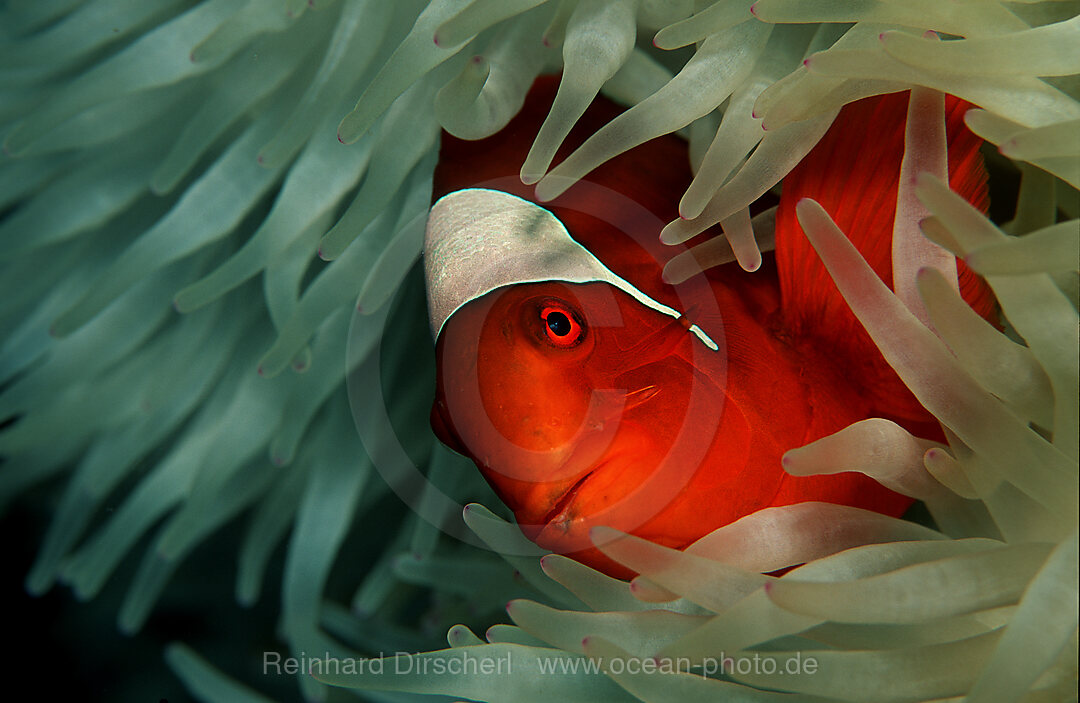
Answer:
xmin=546 ymin=311 xmax=571 ymax=337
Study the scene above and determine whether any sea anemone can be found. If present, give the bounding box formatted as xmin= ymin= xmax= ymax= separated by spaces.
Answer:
xmin=1 ymin=1 xmax=1076 ymax=702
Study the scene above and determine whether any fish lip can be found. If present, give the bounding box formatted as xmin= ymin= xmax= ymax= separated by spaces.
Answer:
xmin=538 ymin=458 xmax=609 ymax=530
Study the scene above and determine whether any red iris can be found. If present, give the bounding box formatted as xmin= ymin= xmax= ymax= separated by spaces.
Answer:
xmin=541 ymin=305 xmax=584 ymax=348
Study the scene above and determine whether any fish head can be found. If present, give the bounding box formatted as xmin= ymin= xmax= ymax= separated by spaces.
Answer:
xmin=426 ymin=188 xmax=728 ymax=572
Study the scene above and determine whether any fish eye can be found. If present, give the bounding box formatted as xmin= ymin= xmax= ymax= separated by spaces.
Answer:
xmin=540 ymin=303 xmax=585 ymax=348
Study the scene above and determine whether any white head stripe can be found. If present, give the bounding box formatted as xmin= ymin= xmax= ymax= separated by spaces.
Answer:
xmin=424 ymin=188 xmax=717 ymax=350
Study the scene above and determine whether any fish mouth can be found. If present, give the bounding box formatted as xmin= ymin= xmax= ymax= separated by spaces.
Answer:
xmin=529 ymin=385 xmax=657 ymax=534
xmin=538 ymin=461 xmax=605 ymax=531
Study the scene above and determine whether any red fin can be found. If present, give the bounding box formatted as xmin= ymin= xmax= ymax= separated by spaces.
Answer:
xmin=775 ymin=92 xmax=994 ymax=421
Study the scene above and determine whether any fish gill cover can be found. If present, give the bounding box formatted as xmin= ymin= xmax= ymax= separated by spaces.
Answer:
xmin=0 ymin=1 xmax=1076 ymax=702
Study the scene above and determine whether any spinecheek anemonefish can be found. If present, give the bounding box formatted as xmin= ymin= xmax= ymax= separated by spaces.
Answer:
xmin=424 ymin=77 xmax=995 ymax=578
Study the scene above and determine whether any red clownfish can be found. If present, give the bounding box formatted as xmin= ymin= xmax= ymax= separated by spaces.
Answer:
xmin=425 ymin=77 xmax=995 ymax=578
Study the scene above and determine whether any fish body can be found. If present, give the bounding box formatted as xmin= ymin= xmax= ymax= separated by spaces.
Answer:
xmin=426 ymin=78 xmax=993 ymax=577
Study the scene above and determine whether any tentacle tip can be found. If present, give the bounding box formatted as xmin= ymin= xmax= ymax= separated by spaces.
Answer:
xmin=749 ymin=2 xmax=759 ymax=17
xmin=505 ymin=600 xmax=518 ymax=613
xmin=271 ymin=454 xmax=285 ymax=466
xmin=763 ymin=581 xmax=774 ymax=594
xmin=188 ymin=51 xmax=197 ymax=63
xmin=256 ymin=154 xmax=265 ymax=165
xmin=433 ymin=33 xmax=442 ymax=47
xmin=802 ymin=58 xmax=811 ymax=68
xmin=256 ymin=365 xmax=265 ymax=377
xmin=471 ymin=54 xmax=483 ymax=65
xmin=878 ymin=32 xmax=887 ymax=42
xmin=542 ymin=36 xmax=551 ymax=47
xmin=581 ymin=636 xmax=592 ymax=647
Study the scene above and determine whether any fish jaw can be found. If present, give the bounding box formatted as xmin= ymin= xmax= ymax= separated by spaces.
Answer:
xmin=431 ymin=382 xmax=674 ymax=580
xmin=509 ymin=433 xmax=720 ymax=580
xmin=498 ymin=428 xmax=687 ymax=558
xmin=484 ymin=363 xmax=740 ymax=563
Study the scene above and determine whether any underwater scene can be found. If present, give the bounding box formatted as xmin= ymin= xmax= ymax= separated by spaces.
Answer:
xmin=1 ymin=1 xmax=1077 ymax=702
